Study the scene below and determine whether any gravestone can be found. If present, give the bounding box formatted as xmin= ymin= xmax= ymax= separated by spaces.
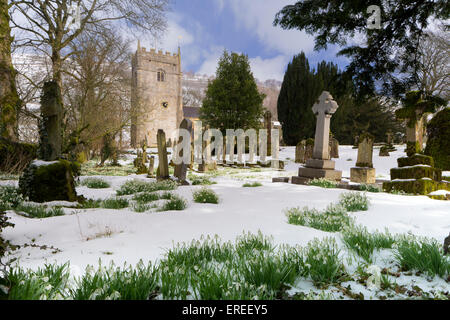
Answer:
xmin=293 ymin=92 xmax=342 ymax=184
xmin=353 ymin=135 xmax=359 ymax=149
xmin=39 ymin=81 xmax=63 ymax=161
xmin=156 ymin=129 xmax=170 ymax=180
xmin=174 ymin=119 xmax=192 ymax=184
xmin=351 ymin=133 xmax=376 ymax=183
xmin=19 ymin=81 xmax=79 ymax=203
xmin=295 ymin=140 xmax=306 ymax=163
xmin=330 ymin=137 xmax=339 ymax=159
xmin=264 ymin=111 xmax=272 ymax=157
xmin=147 ymin=156 xmax=155 ymax=178
xmin=304 ymin=138 xmax=314 ymax=162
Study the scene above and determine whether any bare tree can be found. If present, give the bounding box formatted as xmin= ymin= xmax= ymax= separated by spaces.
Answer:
xmin=63 ymin=29 xmax=132 ymax=158
xmin=10 ymin=0 xmax=170 ymax=87
xmin=417 ymin=30 xmax=450 ymax=100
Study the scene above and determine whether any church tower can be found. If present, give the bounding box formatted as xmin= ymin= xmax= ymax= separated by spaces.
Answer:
xmin=131 ymin=43 xmax=183 ymax=147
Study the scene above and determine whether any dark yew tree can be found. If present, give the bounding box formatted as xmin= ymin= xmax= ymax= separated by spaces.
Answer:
xmin=274 ymin=0 xmax=449 ymax=97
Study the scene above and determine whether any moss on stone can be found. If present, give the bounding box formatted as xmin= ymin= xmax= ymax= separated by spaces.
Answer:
xmin=305 ymin=138 xmax=314 ymax=146
xmin=390 ymin=166 xmax=441 ymax=181
xmin=19 ymin=160 xmax=79 ymax=203
xmin=424 ymin=108 xmax=450 ymax=171
xmin=397 ymin=154 xmax=434 ymax=167
xmin=383 ymin=179 xmax=440 ymax=195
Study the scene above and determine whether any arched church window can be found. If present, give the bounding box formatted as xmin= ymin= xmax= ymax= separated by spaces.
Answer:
xmin=157 ymin=70 xmax=165 ymax=82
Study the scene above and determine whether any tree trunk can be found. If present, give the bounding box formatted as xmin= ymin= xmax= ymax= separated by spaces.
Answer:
xmin=0 ymin=0 xmax=20 ymax=141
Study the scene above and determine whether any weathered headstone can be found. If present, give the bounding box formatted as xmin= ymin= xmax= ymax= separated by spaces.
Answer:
xmin=39 ymin=81 xmax=63 ymax=161
xmin=156 ymin=129 xmax=170 ymax=180
xmin=351 ymin=133 xmax=376 ymax=183
xmin=295 ymin=140 xmax=306 ymax=163
xmin=330 ymin=137 xmax=339 ymax=159
xmin=293 ymin=92 xmax=342 ymax=184
xmin=304 ymin=138 xmax=314 ymax=162
xmin=353 ymin=135 xmax=359 ymax=149
xmin=174 ymin=119 xmax=192 ymax=184
xmin=264 ymin=111 xmax=272 ymax=157
xmin=147 ymin=156 xmax=155 ymax=178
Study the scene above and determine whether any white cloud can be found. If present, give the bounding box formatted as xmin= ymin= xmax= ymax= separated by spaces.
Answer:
xmin=216 ymin=0 xmax=315 ymax=56
xmin=197 ymin=46 xmax=225 ymax=76
xmin=138 ymin=13 xmax=194 ymax=54
xmin=249 ymin=55 xmax=289 ymax=81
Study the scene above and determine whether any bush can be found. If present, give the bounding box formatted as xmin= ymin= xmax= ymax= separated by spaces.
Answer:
xmin=0 ymin=137 xmax=37 ymax=174
xmin=424 ymin=108 xmax=450 ymax=170
xmin=338 ymin=192 xmax=369 ymax=212
xmin=0 ymin=185 xmax=24 ymax=211
xmin=160 ymin=195 xmax=187 ymax=211
xmin=15 ymin=203 xmax=64 ymax=219
xmin=193 ymin=188 xmax=219 ymax=204
xmin=308 ymin=178 xmax=338 ymax=188
xmin=285 ymin=204 xmax=352 ymax=232
xmin=116 ymin=180 xmax=177 ymax=196
xmin=1 ymin=209 xmax=15 ymax=259
xmin=242 ymin=182 xmax=263 ymax=188
xmin=394 ymin=237 xmax=450 ymax=278
xmin=81 ymin=178 xmax=110 ymax=189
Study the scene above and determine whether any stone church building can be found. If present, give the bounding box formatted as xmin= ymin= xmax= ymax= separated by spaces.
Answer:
xmin=131 ymin=43 xmax=183 ymax=147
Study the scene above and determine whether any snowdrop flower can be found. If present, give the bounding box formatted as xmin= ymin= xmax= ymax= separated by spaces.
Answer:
xmin=89 ymin=288 xmax=104 ymax=300
xmin=366 ymin=265 xmax=381 ymax=290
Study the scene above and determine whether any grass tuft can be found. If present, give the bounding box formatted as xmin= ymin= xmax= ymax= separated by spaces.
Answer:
xmin=242 ymin=182 xmax=263 ymax=188
xmin=338 ymin=192 xmax=369 ymax=212
xmin=308 ymin=178 xmax=338 ymax=189
xmin=160 ymin=195 xmax=187 ymax=211
xmin=342 ymin=225 xmax=396 ymax=263
xmin=81 ymin=178 xmax=110 ymax=189
xmin=193 ymin=188 xmax=219 ymax=204
xmin=394 ymin=237 xmax=450 ymax=278
xmin=285 ymin=204 xmax=352 ymax=232
xmin=15 ymin=204 xmax=64 ymax=219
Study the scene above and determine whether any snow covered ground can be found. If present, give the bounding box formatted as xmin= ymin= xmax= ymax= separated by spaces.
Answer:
xmin=2 ymin=145 xmax=449 ymax=299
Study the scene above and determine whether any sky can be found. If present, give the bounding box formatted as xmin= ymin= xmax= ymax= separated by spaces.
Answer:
xmin=137 ymin=0 xmax=350 ymax=82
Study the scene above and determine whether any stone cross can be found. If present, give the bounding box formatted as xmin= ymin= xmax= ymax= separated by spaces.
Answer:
xmin=312 ymin=92 xmax=339 ymax=160
xmin=157 ymin=129 xmax=169 ymax=179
